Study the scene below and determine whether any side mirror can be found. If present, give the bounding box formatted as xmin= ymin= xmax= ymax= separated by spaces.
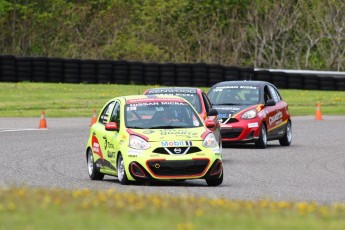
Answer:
xmin=266 ymin=99 xmax=276 ymax=106
xmin=207 ymin=108 xmax=218 ymax=116
xmin=105 ymin=122 xmax=119 ymax=131
xmin=205 ymin=120 xmax=216 ymax=129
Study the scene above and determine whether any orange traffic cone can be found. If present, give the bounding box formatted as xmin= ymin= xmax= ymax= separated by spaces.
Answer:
xmin=315 ymin=103 xmax=323 ymax=120
xmin=89 ymin=109 xmax=97 ymax=126
xmin=38 ymin=111 xmax=47 ymax=128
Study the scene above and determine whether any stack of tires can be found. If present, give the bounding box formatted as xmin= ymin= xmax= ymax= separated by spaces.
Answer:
xmin=159 ymin=63 xmax=175 ymax=86
xmin=208 ymin=64 xmax=224 ymax=86
xmin=175 ymin=63 xmax=192 ymax=86
xmin=144 ymin=63 xmax=160 ymax=85
xmin=31 ymin=57 xmax=47 ymax=82
xmin=97 ymin=60 xmax=113 ymax=84
xmin=16 ymin=57 xmax=32 ymax=82
xmin=336 ymin=78 xmax=345 ymax=91
xmin=223 ymin=66 xmax=240 ymax=81
xmin=80 ymin=59 xmax=97 ymax=83
xmin=113 ymin=60 xmax=128 ymax=84
xmin=240 ymin=68 xmax=255 ymax=81
xmin=254 ymin=70 xmax=272 ymax=82
xmin=271 ymin=71 xmax=288 ymax=89
xmin=48 ymin=58 xmax=64 ymax=83
xmin=128 ymin=61 xmax=144 ymax=85
xmin=303 ymin=74 xmax=319 ymax=90
xmin=0 ymin=55 xmax=16 ymax=82
xmin=64 ymin=59 xmax=80 ymax=83
xmin=287 ymin=74 xmax=304 ymax=89
xmin=192 ymin=63 xmax=208 ymax=87
xmin=319 ymin=77 xmax=336 ymax=91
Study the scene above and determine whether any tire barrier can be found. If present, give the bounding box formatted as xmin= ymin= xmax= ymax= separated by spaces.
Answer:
xmin=0 ymin=55 xmax=344 ymax=91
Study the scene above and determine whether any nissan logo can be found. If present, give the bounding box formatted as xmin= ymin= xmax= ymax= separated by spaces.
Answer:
xmin=174 ymin=148 xmax=182 ymax=154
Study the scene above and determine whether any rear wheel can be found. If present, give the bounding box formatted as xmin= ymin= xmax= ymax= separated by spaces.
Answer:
xmin=255 ymin=123 xmax=267 ymax=149
xmin=206 ymin=171 xmax=223 ymax=186
xmin=87 ymin=148 xmax=104 ymax=180
xmin=279 ymin=120 xmax=292 ymax=146
xmin=117 ymin=153 xmax=129 ymax=185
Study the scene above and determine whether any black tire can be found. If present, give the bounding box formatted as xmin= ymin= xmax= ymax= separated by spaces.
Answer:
xmin=87 ymin=148 xmax=104 ymax=180
xmin=255 ymin=123 xmax=267 ymax=149
xmin=206 ymin=170 xmax=223 ymax=186
xmin=117 ymin=153 xmax=129 ymax=185
xmin=279 ymin=120 xmax=292 ymax=146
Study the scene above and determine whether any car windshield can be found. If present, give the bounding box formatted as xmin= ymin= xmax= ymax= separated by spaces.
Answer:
xmin=125 ymin=99 xmax=203 ymax=129
xmin=208 ymin=86 xmax=259 ymax=105
xmin=145 ymin=90 xmax=202 ymax=113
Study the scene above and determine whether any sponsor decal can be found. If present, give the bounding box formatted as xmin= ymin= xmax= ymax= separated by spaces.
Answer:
xmin=127 ymin=98 xmax=185 ymax=104
xmin=107 ymin=151 xmax=115 ymax=158
xmin=248 ymin=122 xmax=259 ymax=128
xmin=128 ymin=155 xmax=138 ymax=158
xmin=212 ymin=86 xmax=258 ymax=91
xmin=128 ymin=150 xmax=142 ymax=155
xmin=160 ymin=130 xmax=197 ymax=136
xmin=92 ymin=136 xmax=103 ymax=160
xmin=143 ymin=130 xmax=155 ymax=134
xmin=212 ymin=147 xmax=221 ymax=154
xmin=161 ymin=140 xmax=192 ymax=147
xmin=148 ymin=89 xmax=197 ymax=94
xmin=269 ymin=111 xmax=283 ymax=124
xmin=258 ymin=110 xmax=266 ymax=117
xmin=215 ymin=106 xmax=240 ymax=111
xmin=218 ymin=113 xmax=230 ymax=118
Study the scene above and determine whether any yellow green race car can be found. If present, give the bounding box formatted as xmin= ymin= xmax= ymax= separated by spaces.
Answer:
xmin=86 ymin=95 xmax=223 ymax=186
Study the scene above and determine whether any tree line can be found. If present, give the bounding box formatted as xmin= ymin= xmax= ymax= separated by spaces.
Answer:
xmin=1 ymin=0 xmax=345 ymax=71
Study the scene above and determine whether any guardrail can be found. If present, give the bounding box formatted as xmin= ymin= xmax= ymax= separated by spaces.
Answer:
xmin=1 ymin=55 xmax=344 ymax=90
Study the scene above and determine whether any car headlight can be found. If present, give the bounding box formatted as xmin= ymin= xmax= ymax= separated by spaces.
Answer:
xmin=129 ymin=135 xmax=150 ymax=150
xmin=241 ymin=109 xmax=257 ymax=119
xmin=203 ymin=133 xmax=218 ymax=148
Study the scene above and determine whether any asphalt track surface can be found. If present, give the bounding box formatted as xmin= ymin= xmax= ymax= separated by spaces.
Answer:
xmin=1 ymin=116 xmax=345 ymax=204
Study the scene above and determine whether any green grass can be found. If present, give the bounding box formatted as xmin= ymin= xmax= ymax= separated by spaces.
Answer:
xmin=0 ymin=82 xmax=344 ymax=117
xmin=1 ymin=187 xmax=345 ymax=230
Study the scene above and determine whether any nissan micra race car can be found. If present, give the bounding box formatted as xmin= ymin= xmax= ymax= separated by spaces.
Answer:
xmin=86 ymin=95 xmax=223 ymax=186
xmin=207 ymin=81 xmax=292 ymax=148
xmin=143 ymin=87 xmax=221 ymax=146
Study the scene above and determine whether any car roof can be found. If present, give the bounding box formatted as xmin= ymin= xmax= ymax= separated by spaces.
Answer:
xmin=211 ymin=80 xmax=269 ymax=88
xmin=144 ymin=87 xmax=202 ymax=94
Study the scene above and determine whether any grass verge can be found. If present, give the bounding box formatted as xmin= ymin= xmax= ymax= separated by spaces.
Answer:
xmin=1 ymin=187 xmax=345 ymax=230
xmin=0 ymin=82 xmax=344 ymax=117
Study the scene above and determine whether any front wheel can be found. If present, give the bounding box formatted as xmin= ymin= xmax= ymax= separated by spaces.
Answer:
xmin=206 ymin=171 xmax=223 ymax=186
xmin=255 ymin=123 xmax=267 ymax=149
xmin=279 ymin=120 xmax=292 ymax=146
xmin=117 ymin=153 xmax=129 ymax=185
xmin=87 ymin=148 xmax=104 ymax=180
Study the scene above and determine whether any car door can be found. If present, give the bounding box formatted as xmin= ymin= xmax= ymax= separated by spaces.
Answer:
xmin=202 ymin=92 xmax=221 ymax=143
xmin=91 ymin=100 xmax=116 ymax=172
xmin=266 ymin=85 xmax=286 ymax=139
xmin=103 ymin=101 xmax=122 ymax=172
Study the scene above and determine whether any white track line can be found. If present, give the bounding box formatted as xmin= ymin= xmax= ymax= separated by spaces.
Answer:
xmin=0 ymin=128 xmax=48 ymax=132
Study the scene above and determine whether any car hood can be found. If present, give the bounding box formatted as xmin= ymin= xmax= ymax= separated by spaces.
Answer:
xmin=129 ymin=127 xmax=207 ymax=142
xmin=213 ymin=104 xmax=258 ymax=118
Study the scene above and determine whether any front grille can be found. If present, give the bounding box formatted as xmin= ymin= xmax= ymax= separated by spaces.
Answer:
xmin=220 ymin=117 xmax=239 ymax=124
xmin=147 ymin=159 xmax=209 ymax=176
xmin=221 ymin=128 xmax=243 ymax=138
xmin=153 ymin=147 xmax=201 ymax=155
